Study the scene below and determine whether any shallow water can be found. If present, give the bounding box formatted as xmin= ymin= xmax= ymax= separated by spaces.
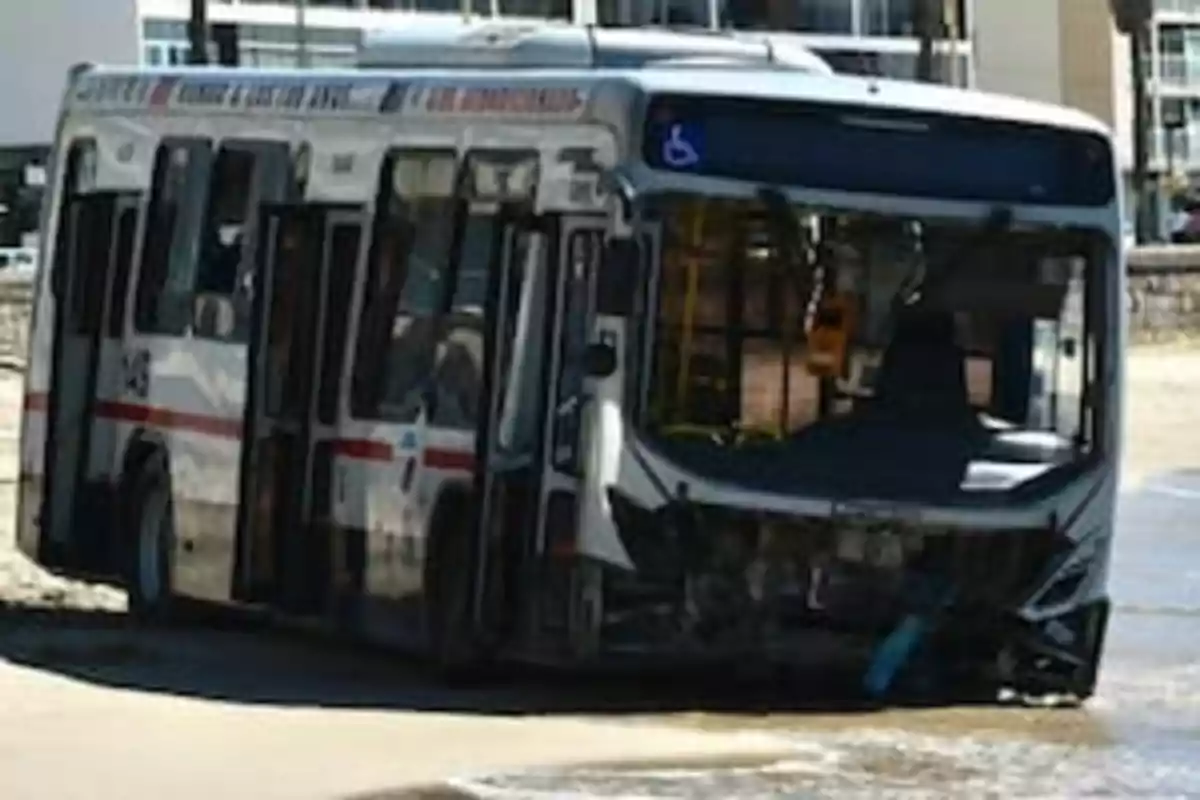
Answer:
xmin=447 ymin=474 xmax=1200 ymax=798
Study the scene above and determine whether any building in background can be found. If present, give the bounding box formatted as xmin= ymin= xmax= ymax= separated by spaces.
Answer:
xmin=0 ymin=0 xmax=975 ymax=244
xmin=0 ymin=0 xmax=141 ymax=244
xmin=5 ymin=0 xmax=557 ymax=244
xmin=975 ymin=0 xmax=1137 ymax=233
xmin=1146 ymin=0 xmax=1200 ymax=235
xmin=610 ymin=0 xmax=974 ymax=86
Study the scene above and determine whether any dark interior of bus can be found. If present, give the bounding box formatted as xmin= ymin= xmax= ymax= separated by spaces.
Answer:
xmin=638 ymin=194 xmax=1107 ymax=501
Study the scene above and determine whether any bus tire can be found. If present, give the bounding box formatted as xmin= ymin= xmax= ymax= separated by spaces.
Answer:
xmin=123 ymin=450 xmax=177 ymax=623
xmin=1071 ymin=599 xmax=1110 ymax=702
xmin=425 ymin=496 xmax=488 ymax=684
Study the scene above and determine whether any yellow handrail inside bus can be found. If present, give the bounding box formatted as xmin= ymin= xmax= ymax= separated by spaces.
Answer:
xmin=734 ymin=423 xmax=784 ymax=444
xmin=659 ymin=422 xmax=783 ymax=447
xmin=675 ymin=202 xmax=705 ymax=416
xmin=660 ymin=422 xmax=724 ymax=441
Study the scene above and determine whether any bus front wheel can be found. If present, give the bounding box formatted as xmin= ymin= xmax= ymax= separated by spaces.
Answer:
xmin=123 ymin=451 xmax=177 ymax=622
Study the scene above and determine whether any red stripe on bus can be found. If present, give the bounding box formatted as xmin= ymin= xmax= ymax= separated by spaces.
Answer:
xmin=95 ymin=400 xmax=244 ymax=439
xmin=331 ymin=438 xmax=394 ymax=462
xmin=424 ymin=447 xmax=475 ymax=471
xmin=24 ymin=393 xmax=473 ymax=469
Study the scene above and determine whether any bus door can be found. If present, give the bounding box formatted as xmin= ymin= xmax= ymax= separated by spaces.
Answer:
xmin=40 ymin=191 xmax=140 ymax=574
xmin=236 ymin=204 xmax=362 ymax=615
xmin=468 ymin=214 xmax=605 ymax=644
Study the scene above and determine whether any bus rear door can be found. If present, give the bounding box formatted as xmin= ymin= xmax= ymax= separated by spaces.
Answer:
xmin=39 ymin=185 xmax=140 ymax=575
xmin=235 ymin=204 xmax=362 ymax=615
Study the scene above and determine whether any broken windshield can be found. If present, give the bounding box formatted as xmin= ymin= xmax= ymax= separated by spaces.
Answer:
xmin=637 ymin=193 xmax=1104 ymax=498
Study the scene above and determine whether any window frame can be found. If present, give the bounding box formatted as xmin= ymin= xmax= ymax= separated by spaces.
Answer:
xmin=192 ymin=138 xmax=294 ymax=343
xmin=133 ymin=136 xmax=215 ymax=337
xmin=347 ymin=145 xmax=545 ymax=427
xmin=348 ymin=147 xmax=460 ymax=423
xmin=48 ymin=138 xmax=99 ymax=303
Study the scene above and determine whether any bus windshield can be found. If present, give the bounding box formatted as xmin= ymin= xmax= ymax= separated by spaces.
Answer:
xmin=638 ymin=193 xmax=1108 ymax=500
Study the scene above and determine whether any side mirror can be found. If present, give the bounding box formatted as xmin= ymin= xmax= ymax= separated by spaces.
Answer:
xmin=596 ymin=238 xmax=641 ymax=317
xmin=583 ymin=341 xmax=618 ymax=379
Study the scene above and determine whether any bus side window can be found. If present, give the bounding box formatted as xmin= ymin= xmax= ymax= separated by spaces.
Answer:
xmin=428 ymin=148 xmax=539 ymax=432
xmin=49 ymin=139 xmax=97 ymax=302
xmin=429 ymin=210 xmax=492 ymax=431
xmin=192 ymin=141 xmax=291 ymax=342
xmin=134 ymin=138 xmax=214 ymax=336
xmin=349 ymin=149 xmax=456 ymax=423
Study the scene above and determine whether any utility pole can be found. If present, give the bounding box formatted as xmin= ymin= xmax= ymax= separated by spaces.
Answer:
xmin=1110 ymin=0 xmax=1155 ymax=243
xmin=914 ymin=0 xmax=940 ymax=83
xmin=296 ymin=0 xmax=309 ymax=68
xmin=189 ymin=0 xmax=209 ymax=65
xmin=944 ymin=0 xmax=961 ymax=87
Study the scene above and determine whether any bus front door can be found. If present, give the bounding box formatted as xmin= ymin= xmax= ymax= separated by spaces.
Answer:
xmin=39 ymin=192 xmax=139 ymax=575
xmin=236 ymin=205 xmax=362 ymax=615
xmin=465 ymin=216 xmax=604 ymax=654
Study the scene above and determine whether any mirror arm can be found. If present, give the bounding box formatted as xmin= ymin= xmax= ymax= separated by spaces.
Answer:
xmin=601 ymin=167 xmax=640 ymax=237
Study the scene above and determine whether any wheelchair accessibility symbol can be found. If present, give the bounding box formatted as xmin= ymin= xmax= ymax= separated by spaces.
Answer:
xmin=662 ymin=123 xmax=701 ymax=169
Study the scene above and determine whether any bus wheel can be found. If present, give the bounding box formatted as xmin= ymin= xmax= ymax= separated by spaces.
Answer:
xmin=425 ymin=498 xmax=487 ymax=683
xmin=124 ymin=452 xmax=176 ymax=623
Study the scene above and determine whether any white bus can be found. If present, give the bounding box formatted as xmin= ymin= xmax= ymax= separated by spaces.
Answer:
xmin=16 ymin=22 xmax=1123 ymax=703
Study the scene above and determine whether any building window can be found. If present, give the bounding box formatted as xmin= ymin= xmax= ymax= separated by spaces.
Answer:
xmin=143 ymin=20 xmax=187 ymax=40
xmin=722 ymin=0 xmax=853 ymax=33
xmin=368 ymin=0 xmax=487 ymax=10
xmin=862 ymin=0 xmax=917 ymax=36
xmin=241 ymin=0 xmax=358 ymax=6
xmin=860 ymin=0 xmax=968 ymax=38
xmin=816 ymin=48 xmax=969 ymax=86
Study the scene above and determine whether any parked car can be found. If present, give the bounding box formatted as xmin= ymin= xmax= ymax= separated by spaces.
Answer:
xmin=0 ymin=247 xmax=36 ymax=277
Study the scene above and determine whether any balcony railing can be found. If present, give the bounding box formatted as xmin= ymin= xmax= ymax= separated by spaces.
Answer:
xmin=1156 ymin=55 xmax=1200 ymax=88
xmin=1156 ymin=0 xmax=1200 ymax=17
xmin=202 ymin=0 xmax=974 ymax=36
xmin=208 ymin=0 xmax=571 ymax=13
xmin=1151 ymin=125 xmax=1200 ymax=170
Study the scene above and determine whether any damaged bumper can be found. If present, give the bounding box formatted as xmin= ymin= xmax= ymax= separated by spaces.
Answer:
xmin=599 ymin=489 xmax=1113 ymax=701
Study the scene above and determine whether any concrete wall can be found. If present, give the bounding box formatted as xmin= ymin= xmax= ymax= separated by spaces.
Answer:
xmin=974 ymin=0 xmax=1063 ymax=105
xmin=0 ymin=0 xmax=141 ymax=148
xmin=0 ymin=279 xmax=32 ymax=369
xmin=0 ymin=251 xmax=1197 ymax=369
xmin=1127 ymin=246 xmax=1200 ymax=341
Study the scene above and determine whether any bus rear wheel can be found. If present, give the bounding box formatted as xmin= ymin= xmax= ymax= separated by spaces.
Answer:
xmin=124 ymin=452 xmax=177 ymax=623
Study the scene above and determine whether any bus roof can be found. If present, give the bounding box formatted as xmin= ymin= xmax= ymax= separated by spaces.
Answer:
xmin=66 ymin=62 xmax=1111 ymax=140
xmin=359 ymin=20 xmax=835 ymax=74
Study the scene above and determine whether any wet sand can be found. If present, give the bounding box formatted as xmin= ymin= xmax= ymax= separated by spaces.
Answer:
xmin=2 ymin=345 xmax=1199 ymax=798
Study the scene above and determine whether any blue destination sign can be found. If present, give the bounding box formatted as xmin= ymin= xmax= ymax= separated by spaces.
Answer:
xmin=642 ymin=94 xmax=1116 ymax=208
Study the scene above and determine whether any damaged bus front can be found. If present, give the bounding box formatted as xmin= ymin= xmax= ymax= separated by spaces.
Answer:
xmin=583 ymin=84 xmax=1122 ymax=703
